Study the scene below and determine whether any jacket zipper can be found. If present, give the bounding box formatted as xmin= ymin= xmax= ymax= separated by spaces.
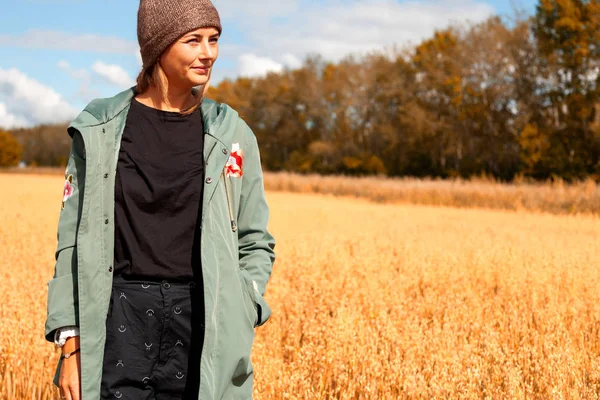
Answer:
xmin=222 ymin=167 xmax=238 ymax=232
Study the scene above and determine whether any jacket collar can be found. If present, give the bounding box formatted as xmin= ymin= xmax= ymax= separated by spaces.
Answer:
xmin=68 ymin=85 xmax=230 ymax=140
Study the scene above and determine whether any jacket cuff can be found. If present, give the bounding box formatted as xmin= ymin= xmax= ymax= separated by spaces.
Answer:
xmin=53 ymin=326 xmax=80 ymax=347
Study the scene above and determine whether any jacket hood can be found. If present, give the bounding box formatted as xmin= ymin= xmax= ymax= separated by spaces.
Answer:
xmin=68 ymin=85 xmax=232 ymax=138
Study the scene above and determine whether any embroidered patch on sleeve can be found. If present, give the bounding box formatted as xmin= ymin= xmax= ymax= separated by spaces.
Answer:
xmin=225 ymin=143 xmax=244 ymax=178
xmin=62 ymin=174 xmax=73 ymax=210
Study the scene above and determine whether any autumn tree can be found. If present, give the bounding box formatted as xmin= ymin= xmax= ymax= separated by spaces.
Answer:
xmin=0 ymin=129 xmax=23 ymax=167
xmin=10 ymin=124 xmax=71 ymax=166
xmin=410 ymin=29 xmax=462 ymax=176
xmin=532 ymin=0 xmax=600 ymax=178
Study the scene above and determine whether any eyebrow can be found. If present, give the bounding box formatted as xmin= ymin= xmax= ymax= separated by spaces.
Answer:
xmin=187 ymin=32 xmax=220 ymax=39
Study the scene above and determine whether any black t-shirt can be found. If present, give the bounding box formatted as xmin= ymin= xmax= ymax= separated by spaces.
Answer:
xmin=113 ymin=98 xmax=204 ymax=282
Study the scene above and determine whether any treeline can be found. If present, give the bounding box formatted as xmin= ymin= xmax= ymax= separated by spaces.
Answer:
xmin=0 ymin=124 xmax=70 ymax=168
xmin=2 ymin=1 xmax=599 ymax=181
xmin=208 ymin=1 xmax=600 ymax=181
xmin=7 ymin=124 xmax=71 ymax=167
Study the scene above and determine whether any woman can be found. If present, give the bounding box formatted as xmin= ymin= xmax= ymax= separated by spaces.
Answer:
xmin=43 ymin=1 xmax=276 ymax=399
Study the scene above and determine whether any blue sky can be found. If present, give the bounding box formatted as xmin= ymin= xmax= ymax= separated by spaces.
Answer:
xmin=0 ymin=0 xmax=537 ymax=129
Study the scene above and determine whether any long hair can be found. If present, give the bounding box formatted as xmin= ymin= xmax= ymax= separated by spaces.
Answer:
xmin=135 ymin=62 xmax=211 ymax=116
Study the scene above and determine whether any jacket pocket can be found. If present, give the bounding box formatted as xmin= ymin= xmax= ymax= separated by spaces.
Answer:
xmin=237 ymin=271 xmax=258 ymax=328
xmin=238 ymin=269 xmax=272 ymax=327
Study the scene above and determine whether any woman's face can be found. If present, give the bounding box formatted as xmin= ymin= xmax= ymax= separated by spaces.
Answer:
xmin=159 ymin=27 xmax=220 ymax=90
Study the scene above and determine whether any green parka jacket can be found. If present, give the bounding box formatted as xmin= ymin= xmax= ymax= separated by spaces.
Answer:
xmin=44 ymin=86 xmax=276 ymax=400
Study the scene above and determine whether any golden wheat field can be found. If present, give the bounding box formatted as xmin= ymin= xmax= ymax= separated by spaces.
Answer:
xmin=1 ymin=172 xmax=599 ymax=400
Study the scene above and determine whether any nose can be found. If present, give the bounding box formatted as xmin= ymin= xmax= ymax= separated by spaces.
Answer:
xmin=197 ymin=39 xmax=215 ymax=61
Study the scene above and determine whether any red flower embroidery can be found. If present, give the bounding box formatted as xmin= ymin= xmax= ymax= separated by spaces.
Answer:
xmin=62 ymin=174 xmax=73 ymax=210
xmin=225 ymin=143 xmax=244 ymax=178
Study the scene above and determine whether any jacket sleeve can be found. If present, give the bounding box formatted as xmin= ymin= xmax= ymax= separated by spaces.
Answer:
xmin=236 ymin=128 xmax=276 ymax=327
xmin=44 ymin=129 xmax=85 ymax=343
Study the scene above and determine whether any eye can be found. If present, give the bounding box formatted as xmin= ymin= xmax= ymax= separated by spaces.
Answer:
xmin=186 ymin=38 xmax=199 ymax=44
xmin=210 ymin=37 xmax=219 ymax=44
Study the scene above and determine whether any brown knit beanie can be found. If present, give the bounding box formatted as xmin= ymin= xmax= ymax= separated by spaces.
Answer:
xmin=137 ymin=0 xmax=222 ymax=72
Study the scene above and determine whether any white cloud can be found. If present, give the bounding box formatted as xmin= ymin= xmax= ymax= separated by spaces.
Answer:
xmin=281 ymin=53 xmax=302 ymax=69
xmin=57 ymin=60 xmax=99 ymax=100
xmin=92 ymin=61 xmax=135 ymax=88
xmin=58 ymin=60 xmax=91 ymax=81
xmin=0 ymin=29 xmax=138 ymax=54
xmin=0 ymin=103 xmax=29 ymax=129
xmin=216 ymin=0 xmax=300 ymax=19
xmin=238 ymin=53 xmax=284 ymax=77
xmin=0 ymin=68 xmax=77 ymax=129
xmin=57 ymin=60 xmax=70 ymax=70
xmin=216 ymin=0 xmax=495 ymax=76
